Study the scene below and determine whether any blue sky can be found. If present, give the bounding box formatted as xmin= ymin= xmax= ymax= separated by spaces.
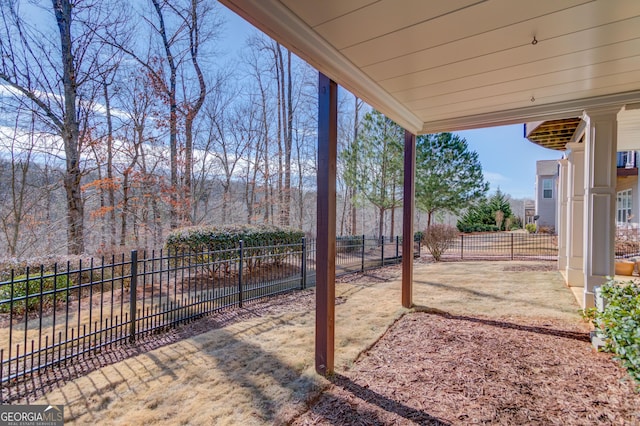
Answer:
xmin=457 ymin=125 xmax=562 ymax=199
xmin=221 ymin=7 xmax=563 ymax=201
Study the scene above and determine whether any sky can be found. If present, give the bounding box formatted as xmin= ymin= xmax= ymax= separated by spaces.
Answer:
xmin=220 ymin=7 xmax=563 ymax=201
xmin=458 ymin=125 xmax=562 ymax=199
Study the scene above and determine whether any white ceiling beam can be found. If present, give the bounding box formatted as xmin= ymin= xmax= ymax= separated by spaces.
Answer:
xmin=421 ymin=90 xmax=640 ymax=134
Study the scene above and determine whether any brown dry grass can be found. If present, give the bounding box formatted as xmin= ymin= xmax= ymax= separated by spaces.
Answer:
xmin=34 ymin=260 xmax=638 ymax=425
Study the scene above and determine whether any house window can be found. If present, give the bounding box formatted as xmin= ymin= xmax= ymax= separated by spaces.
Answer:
xmin=542 ymin=179 xmax=553 ymax=199
xmin=617 ymin=151 xmax=637 ymax=168
xmin=617 ymin=189 xmax=633 ymax=223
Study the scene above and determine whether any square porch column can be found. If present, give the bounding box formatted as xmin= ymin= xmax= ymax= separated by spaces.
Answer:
xmin=565 ymin=142 xmax=585 ymax=287
xmin=402 ymin=130 xmax=416 ymax=308
xmin=583 ymin=108 xmax=619 ymax=308
xmin=315 ymin=73 xmax=337 ymax=375
xmin=557 ymin=159 xmax=569 ymax=272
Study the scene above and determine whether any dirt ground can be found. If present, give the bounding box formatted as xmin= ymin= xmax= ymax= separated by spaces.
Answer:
xmin=33 ymin=260 xmax=640 ymax=425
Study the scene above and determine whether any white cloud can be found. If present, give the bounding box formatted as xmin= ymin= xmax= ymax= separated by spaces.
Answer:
xmin=483 ymin=171 xmax=508 ymax=186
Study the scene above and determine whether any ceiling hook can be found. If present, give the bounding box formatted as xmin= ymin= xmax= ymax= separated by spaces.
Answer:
xmin=531 ymin=36 xmax=538 ymax=45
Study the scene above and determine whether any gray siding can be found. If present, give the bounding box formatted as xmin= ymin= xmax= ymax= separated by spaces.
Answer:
xmin=536 ymin=174 xmax=557 ymax=230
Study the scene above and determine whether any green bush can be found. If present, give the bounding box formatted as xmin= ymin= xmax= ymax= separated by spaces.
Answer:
xmin=0 ymin=274 xmax=70 ymax=314
xmin=509 ymin=215 xmax=522 ymax=230
xmin=456 ymin=223 xmax=500 ymax=233
xmin=593 ymin=280 xmax=640 ymax=386
xmin=413 ymin=231 xmax=424 ymax=242
xmin=166 ymin=224 xmax=305 ymax=274
xmin=166 ymin=224 xmax=304 ymax=252
xmin=525 ymin=223 xmax=536 ymax=233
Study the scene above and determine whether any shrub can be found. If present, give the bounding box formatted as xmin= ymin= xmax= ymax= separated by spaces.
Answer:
xmin=525 ymin=223 xmax=536 ymax=233
xmin=538 ymin=226 xmax=555 ymax=235
xmin=423 ymin=225 xmax=458 ymax=261
xmin=165 ymin=224 xmax=305 ymax=274
xmin=0 ymin=273 xmax=70 ymax=315
xmin=457 ymin=223 xmax=500 ymax=233
xmin=166 ymin=224 xmax=304 ymax=252
xmin=0 ymin=255 xmax=90 ymax=283
xmin=413 ymin=231 xmax=424 ymax=242
xmin=592 ymin=280 xmax=640 ymax=386
xmin=509 ymin=215 xmax=522 ymax=230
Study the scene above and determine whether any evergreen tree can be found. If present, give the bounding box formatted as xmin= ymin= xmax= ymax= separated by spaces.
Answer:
xmin=342 ymin=110 xmax=404 ymax=238
xmin=457 ymin=189 xmax=514 ymax=232
xmin=415 ymin=133 xmax=489 ymax=227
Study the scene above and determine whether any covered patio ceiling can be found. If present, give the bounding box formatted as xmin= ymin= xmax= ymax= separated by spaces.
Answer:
xmin=219 ymin=0 xmax=640 ymax=134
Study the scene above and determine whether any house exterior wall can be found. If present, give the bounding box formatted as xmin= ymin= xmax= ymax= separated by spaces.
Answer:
xmin=535 ymin=174 xmax=557 ymax=229
xmin=535 ymin=160 xmax=559 ymax=231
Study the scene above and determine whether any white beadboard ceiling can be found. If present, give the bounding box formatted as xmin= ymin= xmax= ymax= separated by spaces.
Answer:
xmin=220 ymin=0 xmax=640 ymax=135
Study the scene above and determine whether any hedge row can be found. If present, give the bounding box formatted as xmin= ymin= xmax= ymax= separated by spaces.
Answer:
xmin=457 ymin=224 xmax=500 ymax=233
xmin=165 ymin=224 xmax=304 ymax=252
xmin=165 ymin=224 xmax=306 ymax=275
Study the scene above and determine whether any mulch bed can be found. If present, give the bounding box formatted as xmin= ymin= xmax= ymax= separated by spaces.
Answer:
xmin=293 ymin=313 xmax=640 ymax=425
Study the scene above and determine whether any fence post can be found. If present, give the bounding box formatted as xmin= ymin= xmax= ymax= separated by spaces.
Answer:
xmin=396 ymin=235 xmax=399 ymax=261
xmin=381 ymin=235 xmax=385 ymax=266
xmin=238 ymin=240 xmax=244 ymax=308
xmin=511 ymin=233 xmax=514 ymax=260
xmin=460 ymin=234 xmax=464 ymax=260
xmin=301 ymin=237 xmax=307 ymax=290
xmin=129 ymin=250 xmax=138 ymax=343
xmin=361 ymin=234 xmax=365 ymax=272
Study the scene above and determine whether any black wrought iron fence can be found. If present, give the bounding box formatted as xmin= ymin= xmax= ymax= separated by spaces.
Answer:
xmin=615 ymin=226 xmax=640 ymax=259
xmin=305 ymin=235 xmax=421 ymax=283
xmin=438 ymin=233 xmax=558 ymax=260
xmin=0 ymin=235 xmax=419 ymax=396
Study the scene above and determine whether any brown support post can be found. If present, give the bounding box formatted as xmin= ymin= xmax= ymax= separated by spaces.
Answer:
xmin=315 ymin=73 xmax=337 ymax=376
xmin=402 ymin=130 xmax=416 ymax=308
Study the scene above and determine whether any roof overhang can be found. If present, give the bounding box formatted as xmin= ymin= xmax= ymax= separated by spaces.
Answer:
xmin=525 ymin=118 xmax=582 ymax=151
xmin=220 ymin=0 xmax=640 ymax=134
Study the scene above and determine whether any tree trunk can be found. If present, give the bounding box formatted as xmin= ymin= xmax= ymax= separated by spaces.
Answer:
xmin=53 ymin=0 xmax=84 ymax=255
xmin=120 ymin=171 xmax=130 ymax=247
xmin=103 ymin=81 xmax=117 ymax=248
xmin=390 ymin=207 xmax=395 ymax=239
xmin=151 ymin=0 xmax=179 ymax=229
xmin=274 ymin=44 xmax=284 ymax=226
xmin=282 ymin=48 xmax=293 ymax=227
xmin=183 ymin=0 xmax=207 ymax=225
xmin=351 ymin=97 xmax=361 ymax=235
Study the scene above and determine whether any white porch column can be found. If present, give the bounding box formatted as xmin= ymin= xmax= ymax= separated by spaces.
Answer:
xmin=565 ymin=142 xmax=585 ymax=287
xmin=583 ymin=108 xmax=618 ymax=308
xmin=557 ymin=159 xmax=569 ymax=272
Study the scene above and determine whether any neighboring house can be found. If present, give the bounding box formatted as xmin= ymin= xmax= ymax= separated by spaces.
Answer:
xmin=533 ymin=153 xmax=639 ymax=231
xmin=615 ymin=151 xmax=639 ymax=227
xmin=524 ymin=200 xmax=536 ymax=225
xmin=535 ymin=160 xmax=558 ymax=230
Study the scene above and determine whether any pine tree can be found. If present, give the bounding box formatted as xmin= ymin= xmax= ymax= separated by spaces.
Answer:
xmin=415 ymin=133 xmax=489 ymax=228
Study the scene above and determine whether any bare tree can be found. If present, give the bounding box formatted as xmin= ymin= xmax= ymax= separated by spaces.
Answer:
xmin=0 ymin=0 xmax=126 ymax=254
